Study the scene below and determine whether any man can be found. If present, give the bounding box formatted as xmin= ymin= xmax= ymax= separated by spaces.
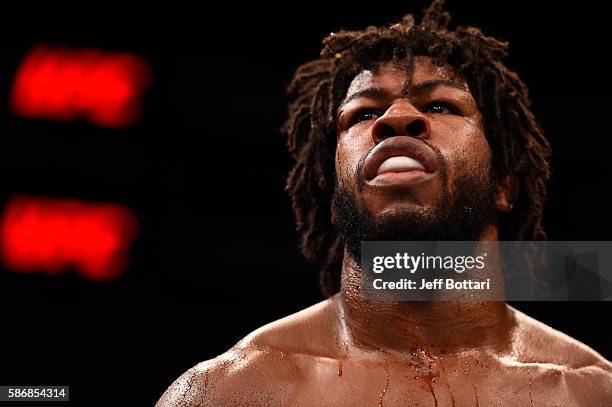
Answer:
xmin=158 ymin=1 xmax=612 ymax=405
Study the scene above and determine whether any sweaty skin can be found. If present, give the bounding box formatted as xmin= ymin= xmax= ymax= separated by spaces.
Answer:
xmin=157 ymin=58 xmax=612 ymax=406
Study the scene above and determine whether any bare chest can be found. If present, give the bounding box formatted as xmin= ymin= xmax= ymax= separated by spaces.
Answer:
xmin=284 ymin=356 xmax=581 ymax=407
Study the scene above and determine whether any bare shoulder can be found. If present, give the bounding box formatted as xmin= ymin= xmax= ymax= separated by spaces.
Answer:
xmin=155 ymin=345 xmax=299 ymax=406
xmin=508 ymin=305 xmax=612 ymax=403
xmin=156 ymin=297 xmax=340 ymax=406
xmin=236 ymin=295 xmax=342 ymax=357
xmin=509 ymin=305 xmax=611 ymax=368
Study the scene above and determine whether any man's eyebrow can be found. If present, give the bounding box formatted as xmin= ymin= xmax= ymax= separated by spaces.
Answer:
xmin=339 ymin=79 xmax=469 ymax=109
xmin=340 ymin=86 xmax=392 ymax=109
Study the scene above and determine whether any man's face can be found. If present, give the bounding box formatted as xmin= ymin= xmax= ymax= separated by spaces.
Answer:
xmin=334 ymin=56 xmax=497 ymax=254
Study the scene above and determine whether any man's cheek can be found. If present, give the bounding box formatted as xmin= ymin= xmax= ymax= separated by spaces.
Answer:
xmin=445 ymin=145 xmax=491 ymax=192
xmin=462 ymin=137 xmax=492 ymax=174
xmin=335 ymin=136 xmax=364 ymax=188
xmin=335 ymin=153 xmax=355 ymax=188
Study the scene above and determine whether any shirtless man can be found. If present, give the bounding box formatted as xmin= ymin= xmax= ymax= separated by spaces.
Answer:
xmin=157 ymin=1 xmax=612 ymax=405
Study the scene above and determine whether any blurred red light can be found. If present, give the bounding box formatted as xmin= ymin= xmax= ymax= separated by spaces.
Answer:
xmin=0 ymin=195 xmax=138 ymax=280
xmin=10 ymin=45 xmax=151 ymax=128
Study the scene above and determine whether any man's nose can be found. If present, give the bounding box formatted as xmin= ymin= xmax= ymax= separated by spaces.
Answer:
xmin=371 ymin=101 xmax=430 ymax=144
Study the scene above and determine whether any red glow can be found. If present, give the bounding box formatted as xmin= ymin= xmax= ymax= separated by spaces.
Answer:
xmin=0 ymin=195 xmax=138 ymax=280
xmin=11 ymin=45 xmax=151 ymax=128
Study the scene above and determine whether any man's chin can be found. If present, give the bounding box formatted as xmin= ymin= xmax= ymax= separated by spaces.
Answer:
xmin=334 ymin=175 xmax=496 ymax=260
xmin=361 ymin=209 xmax=443 ymax=242
xmin=368 ymin=201 xmax=435 ymax=222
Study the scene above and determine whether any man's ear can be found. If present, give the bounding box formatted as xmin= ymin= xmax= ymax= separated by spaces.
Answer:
xmin=495 ymin=171 xmax=519 ymax=213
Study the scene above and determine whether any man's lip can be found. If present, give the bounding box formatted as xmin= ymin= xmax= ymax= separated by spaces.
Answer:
xmin=363 ymin=136 xmax=438 ymax=181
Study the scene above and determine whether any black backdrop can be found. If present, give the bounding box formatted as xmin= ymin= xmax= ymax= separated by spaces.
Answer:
xmin=0 ymin=1 xmax=610 ymax=406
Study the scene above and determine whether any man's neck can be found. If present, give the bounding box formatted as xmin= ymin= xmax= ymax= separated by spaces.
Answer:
xmin=338 ymin=226 xmax=515 ymax=355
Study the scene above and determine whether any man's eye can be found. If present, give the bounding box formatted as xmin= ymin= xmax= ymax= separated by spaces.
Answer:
xmin=422 ymin=102 xmax=459 ymax=115
xmin=350 ymin=109 xmax=382 ymax=126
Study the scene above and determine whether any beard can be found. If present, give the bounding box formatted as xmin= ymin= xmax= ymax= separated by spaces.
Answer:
xmin=333 ymin=159 xmax=497 ymax=262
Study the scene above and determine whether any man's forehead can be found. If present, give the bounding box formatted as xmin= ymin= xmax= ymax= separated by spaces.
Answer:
xmin=344 ymin=56 xmax=467 ymax=98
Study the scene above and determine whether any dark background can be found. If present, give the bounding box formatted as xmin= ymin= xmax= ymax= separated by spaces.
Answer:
xmin=0 ymin=1 xmax=610 ymax=405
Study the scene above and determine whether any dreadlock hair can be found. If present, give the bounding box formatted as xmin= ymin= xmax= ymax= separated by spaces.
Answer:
xmin=281 ymin=0 xmax=552 ymax=297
